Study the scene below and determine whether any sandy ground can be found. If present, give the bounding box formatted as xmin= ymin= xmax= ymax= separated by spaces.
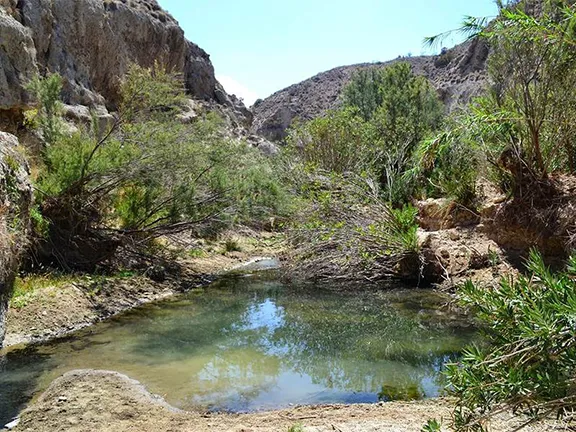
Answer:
xmin=4 ymin=231 xmax=285 ymax=348
xmin=11 ymin=370 xmax=569 ymax=432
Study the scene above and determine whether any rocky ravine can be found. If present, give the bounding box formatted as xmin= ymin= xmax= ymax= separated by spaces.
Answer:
xmin=0 ymin=0 xmax=251 ymax=129
xmin=0 ymin=0 xmax=268 ymax=347
xmin=252 ymin=38 xmax=489 ymax=141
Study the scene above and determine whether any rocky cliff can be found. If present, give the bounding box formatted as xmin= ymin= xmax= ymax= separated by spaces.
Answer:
xmin=0 ymin=0 xmax=250 ymax=127
xmin=252 ymin=38 xmax=490 ymax=141
xmin=0 ymin=132 xmax=31 ymax=347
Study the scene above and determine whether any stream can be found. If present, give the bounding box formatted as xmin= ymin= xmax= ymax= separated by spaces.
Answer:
xmin=0 ymin=272 xmax=476 ymax=426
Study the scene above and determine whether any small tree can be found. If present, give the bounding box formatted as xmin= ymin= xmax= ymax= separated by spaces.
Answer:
xmin=342 ymin=67 xmax=385 ymax=122
xmin=25 ymin=73 xmax=64 ymax=147
xmin=486 ymin=2 xmax=576 ymax=178
xmin=342 ymin=62 xmax=444 ymax=204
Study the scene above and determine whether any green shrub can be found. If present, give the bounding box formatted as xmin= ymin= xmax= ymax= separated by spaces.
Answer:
xmin=421 ymin=418 xmax=442 ymax=432
xmin=119 ymin=62 xmax=186 ymax=123
xmin=286 ymin=108 xmax=377 ymax=175
xmin=224 ymin=238 xmax=242 ymax=253
xmin=300 ymin=62 xmax=445 ymax=205
xmin=287 ymin=172 xmax=420 ymax=282
xmin=446 ymin=250 xmax=576 ymax=431
xmin=412 ymin=126 xmax=481 ymax=206
xmin=26 ymin=66 xmax=293 ymax=269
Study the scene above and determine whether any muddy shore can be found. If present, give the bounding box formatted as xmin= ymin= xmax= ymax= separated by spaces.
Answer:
xmin=4 ymin=232 xmax=285 ymax=349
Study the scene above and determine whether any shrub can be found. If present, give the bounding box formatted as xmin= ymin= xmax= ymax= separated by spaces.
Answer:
xmin=412 ymin=124 xmax=481 ymax=207
xmin=446 ymin=250 xmax=576 ymax=431
xmin=342 ymin=67 xmax=386 ymax=122
xmin=286 ymin=108 xmax=377 ymax=175
xmin=287 ymin=172 xmax=420 ymax=282
xmin=484 ymin=3 xmax=576 ymax=178
xmin=25 ymin=73 xmax=64 ymax=147
xmin=288 ymin=63 xmax=444 ymax=207
xmin=345 ymin=62 xmax=444 ymax=204
xmin=428 ymin=3 xmax=576 ymax=200
xmin=27 ymin=66 xmax=292 ymax=270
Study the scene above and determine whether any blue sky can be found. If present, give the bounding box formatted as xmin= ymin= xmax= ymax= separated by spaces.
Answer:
xmin=158 ymin=1 xmax=498 ymax=106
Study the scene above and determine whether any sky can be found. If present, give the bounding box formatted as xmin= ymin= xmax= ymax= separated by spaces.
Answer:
xmin=158 ymin=1 xmax=499 ymax=106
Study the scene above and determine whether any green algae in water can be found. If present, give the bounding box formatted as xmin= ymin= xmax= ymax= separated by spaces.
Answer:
xmin=0 ymin=275 xmax=476 ymax=425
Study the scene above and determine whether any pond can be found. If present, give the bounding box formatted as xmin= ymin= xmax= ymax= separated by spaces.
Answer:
xmin=0 ymin=272 xmax=475 ymax=426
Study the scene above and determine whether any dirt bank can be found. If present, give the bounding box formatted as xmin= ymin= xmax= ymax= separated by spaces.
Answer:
xmin=4 ymin=231 xmax=285 ymax=348
xmin=11 ymin=370 xmax=563 ymax=432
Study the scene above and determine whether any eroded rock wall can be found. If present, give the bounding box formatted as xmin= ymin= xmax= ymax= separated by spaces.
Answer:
xmin=0 ymin=0 xmax=250 ymax=126
xmin=0 ymin=132 xmax=31 ymax=347
xmin=0 ymin=6 xmax=38 ymax=112
xmin=2 ymin=0 xmax=216 ymax=108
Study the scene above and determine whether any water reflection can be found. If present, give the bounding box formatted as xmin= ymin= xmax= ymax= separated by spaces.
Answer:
xmin=0 ymin=274 xmax=475 ymax=425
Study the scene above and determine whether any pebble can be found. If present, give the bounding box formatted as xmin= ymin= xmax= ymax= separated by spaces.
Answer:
xmin=4 ymin=418 xmax=20 ymax=430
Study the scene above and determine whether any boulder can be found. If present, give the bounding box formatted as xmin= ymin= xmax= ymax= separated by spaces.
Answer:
xmin=417 ymin=198 xmax=480 ymax=231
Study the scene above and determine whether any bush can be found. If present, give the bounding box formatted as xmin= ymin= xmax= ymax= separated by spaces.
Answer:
xmin=27 ymin=66 xmax=292 ymax=270
xmin=25 ymin=73 xmax=64 ymax=146
xmin=288 ymin=63 xmax=444 ymax=206
xmin=347 ymin=62 xmax=444 ymax=204
xmin=446 ymin=250 xmax=576 ymax=431
xmin=286 ymin=172 xmax=420 ymax=282
xmin=286 ymin=108 xmax=377 ymax=175
xmin=484 ymin=4 xmax=576 ymax=178
xmin=412 ymin=124 xmax=481 ymax=206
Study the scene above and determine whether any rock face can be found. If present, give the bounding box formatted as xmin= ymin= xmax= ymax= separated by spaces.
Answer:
xmin=0 ymin=132 xmax=31 ymax=347
xmin=0 ymin=4 xmax=38 ymax=112
xmin=0 ymin=0 xmax=249 ymax=124
xmin=252 ymin=39 xmax=489 ymax=141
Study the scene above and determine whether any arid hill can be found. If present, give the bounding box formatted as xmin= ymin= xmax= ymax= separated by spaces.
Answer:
xmin=251 ymin=38 xmax=489 ymax=141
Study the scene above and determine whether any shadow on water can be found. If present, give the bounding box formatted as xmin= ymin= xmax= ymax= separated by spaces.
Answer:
xmin=0 ymin=273 xmax=478 ymax=421
xmin=0 ymin=346 xmax=54 ymax=426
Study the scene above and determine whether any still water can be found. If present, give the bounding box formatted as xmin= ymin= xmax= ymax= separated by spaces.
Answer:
xmin=0 ymin=273 xmax=475 ymax=425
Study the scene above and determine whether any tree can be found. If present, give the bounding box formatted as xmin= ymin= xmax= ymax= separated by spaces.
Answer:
xmin=486 ymin=2 xmax=576 ymax=179
xmin=367 ymin=63 xmax=444 ymax=203
xmin=342 ymin=62 xmax=444 ymax=204
xmin=342 ymin=67 xmax=385 ymax=122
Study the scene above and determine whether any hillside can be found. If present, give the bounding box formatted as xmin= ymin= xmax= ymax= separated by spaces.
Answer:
xmin=251 ymin=38 xmax=489 ymax=141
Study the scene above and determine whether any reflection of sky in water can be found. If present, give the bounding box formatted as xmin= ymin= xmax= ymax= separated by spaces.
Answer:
xmin=0 ymin=275 xmax=476 ymax=425
xmin=237 ymin=298 xmax=285 ymax=332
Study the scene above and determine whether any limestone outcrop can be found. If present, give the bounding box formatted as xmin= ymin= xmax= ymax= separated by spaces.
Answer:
xmin=0 ymin=0 xmax=249 ymax=125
